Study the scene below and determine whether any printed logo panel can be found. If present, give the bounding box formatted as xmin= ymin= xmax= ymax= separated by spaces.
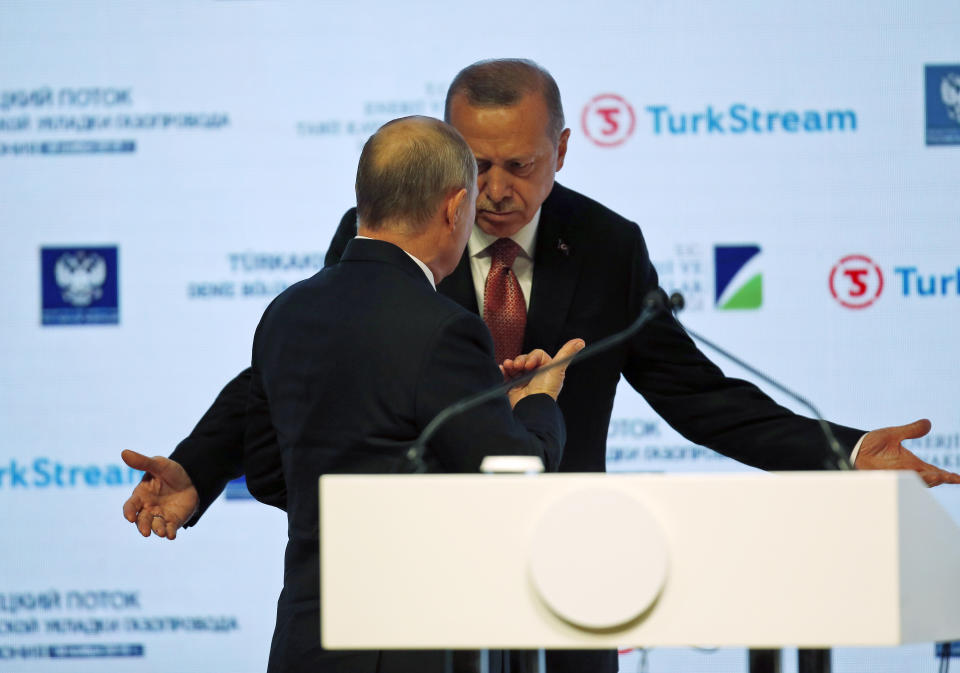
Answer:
xmin=714 ymin=245 xmax=762 ymax=310
xmin=40 ymin=246 xmax=119 ymax=326
xmin=829 ymin=254 xmax=884 ymax=309
xmin=829 ymin=254 xmax=960 ymax=308
xmin=581 ymin=94 xmax=636 ymax=147
xmin=925 ymin=64 xmax=960 ymax=146
xmin=580 ymin=94 xmax=859 ymax=146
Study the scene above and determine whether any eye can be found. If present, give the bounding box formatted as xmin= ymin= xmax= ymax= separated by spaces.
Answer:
xmin=476 ymin=160 xmax=491 ymax=174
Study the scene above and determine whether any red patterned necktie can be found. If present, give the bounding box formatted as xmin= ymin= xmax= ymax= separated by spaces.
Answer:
xmin=483 ymin=238 xmax=527 ymax=364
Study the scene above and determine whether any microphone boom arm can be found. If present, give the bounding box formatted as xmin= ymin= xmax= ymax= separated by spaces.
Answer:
xmin=668 ymin=292 xmax=853 ymax=471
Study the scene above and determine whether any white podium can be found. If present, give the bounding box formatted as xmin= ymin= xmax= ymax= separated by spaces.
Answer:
xmin=319 ymin=471 xmax=960 ymax=651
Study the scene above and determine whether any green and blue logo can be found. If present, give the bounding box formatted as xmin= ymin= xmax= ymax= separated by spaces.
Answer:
xmin=714 ymin=245 xmax=762 ymax=310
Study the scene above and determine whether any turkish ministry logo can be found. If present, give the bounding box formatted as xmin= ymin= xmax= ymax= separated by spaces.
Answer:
xmin=829 ymin=254 xmax=884 ymax=309
xmin=714 ymin=245 xmax=762 ymax=310
xmin=925 ymin=64 xmax=960 ymax=146
xmin=581 ymin=94 xmax=636 ymax=147
xmin=41 ymin=246 xmax=119 ymax=325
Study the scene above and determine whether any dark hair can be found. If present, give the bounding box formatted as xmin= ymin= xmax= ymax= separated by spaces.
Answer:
xmin=444 ymin=58 xmax=565 ymax=143
xmin=355 ymin=116 xmax=477 ymax=231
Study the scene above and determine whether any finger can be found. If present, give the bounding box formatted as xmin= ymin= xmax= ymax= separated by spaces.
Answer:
xmin=894 ymin=418 xmax=932 ymax=440
xmin=136 ymin=509 xmax=154 ymax=538
xmin=552 ymin=338 xmax=586 ymax=363
xmin=165 ymin=517 xmax=181 ymax=540
xmin=122 ymin=493 xmax=143 ymax=523
xmin=121 ymin=449 xmax=161 ymax=476
xmin=925 ymin=469 xmax=960 ymax=487
xmin=151 ymin=514 xmax=168 ymax=539
xmin=523 ymin=350 xmax=549 ymax=371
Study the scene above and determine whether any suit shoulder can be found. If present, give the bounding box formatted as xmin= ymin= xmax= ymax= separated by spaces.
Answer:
xmin=548 ymin=183 xmax=645 ymax=250
xmin=424 ymin=288 xmax=488 ymax=333
xmin=264 ymin=268 xmax=323 ymax=308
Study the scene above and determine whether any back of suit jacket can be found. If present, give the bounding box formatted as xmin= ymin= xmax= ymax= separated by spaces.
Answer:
xmin=244 ymin=238 xmax=564 ymax=673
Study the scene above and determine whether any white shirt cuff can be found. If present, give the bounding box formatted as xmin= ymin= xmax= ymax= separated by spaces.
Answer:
xmin=849 ymin=433 xmax=867 ymax=467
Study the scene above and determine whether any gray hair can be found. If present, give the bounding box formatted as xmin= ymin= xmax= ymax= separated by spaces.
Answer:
xmin=444 ymin=58 xmax=565 ymax=144
xmin=356 ymin=116 xmax=477 ymax=231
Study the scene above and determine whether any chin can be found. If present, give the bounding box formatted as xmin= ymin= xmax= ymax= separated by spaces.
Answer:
xmin=478 ymin=214 xmax=526 ymax=237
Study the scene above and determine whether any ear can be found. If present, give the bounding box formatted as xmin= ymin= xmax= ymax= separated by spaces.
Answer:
xmin=444 ymin=187 xmax=469 ymax=232
xmin=555 ymin=128 xmax=571 ymax=171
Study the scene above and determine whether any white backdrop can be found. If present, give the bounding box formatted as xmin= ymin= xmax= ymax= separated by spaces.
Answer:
xmin=1 ymin=2 xmax=959 ymax=671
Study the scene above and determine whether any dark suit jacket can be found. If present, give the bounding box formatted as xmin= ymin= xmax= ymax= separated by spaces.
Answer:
xmin=242 ymin=237 xmax=564 ymax=673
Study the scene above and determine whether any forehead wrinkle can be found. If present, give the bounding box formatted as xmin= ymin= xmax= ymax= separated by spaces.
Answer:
xmin=453 ymin=98 xmax=554 ymax=163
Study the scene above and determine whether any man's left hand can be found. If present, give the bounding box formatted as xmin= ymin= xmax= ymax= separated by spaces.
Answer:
xmin=121 ymin=450 xmax=200 ymax=539
xmin=856 ymin=419 xmax=960 ymax=487
xmin=500 ymin=339 xmax=585 ymax=406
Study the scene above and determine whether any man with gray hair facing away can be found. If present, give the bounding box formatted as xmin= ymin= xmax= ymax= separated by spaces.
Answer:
xmin=242 ymin=115 xmax=582 ymax=673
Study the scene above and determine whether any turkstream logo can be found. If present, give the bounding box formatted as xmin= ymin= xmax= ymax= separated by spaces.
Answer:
xmin=0 ymin=458 xmax=140 ymax=488
xmin=829 ymin=254 xmax=960 ymax=309
xmin=715 ymin=245 xmax=763 ymax=310
xmin=646 ymin=104 xmax=856 ymax=135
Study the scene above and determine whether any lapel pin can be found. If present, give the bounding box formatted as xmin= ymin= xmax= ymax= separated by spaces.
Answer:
xmin=557 ymin=239 xmax=570 ymax=256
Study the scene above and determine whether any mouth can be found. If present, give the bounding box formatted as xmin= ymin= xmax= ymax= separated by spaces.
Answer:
xmin=479 ymin=209 xmax=518 ymax=221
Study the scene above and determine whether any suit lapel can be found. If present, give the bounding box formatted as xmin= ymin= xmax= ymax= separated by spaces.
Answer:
xmin=524 ymin=185 xmax=584 ymax=353
xmin=438 ymin=184 xmax=583 ymax=352
xmin=437 ymin=247 xmax=478 ymax=313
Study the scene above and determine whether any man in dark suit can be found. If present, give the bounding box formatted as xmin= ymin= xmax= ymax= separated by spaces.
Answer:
xmin=232 ymin=115 xmax=577 ymax=672
xmin=122 ymin=59 xmax=959 ymax=673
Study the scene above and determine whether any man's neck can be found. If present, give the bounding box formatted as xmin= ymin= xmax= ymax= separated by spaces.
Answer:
xmin=355 ymin=230 xmax=438 ymax=288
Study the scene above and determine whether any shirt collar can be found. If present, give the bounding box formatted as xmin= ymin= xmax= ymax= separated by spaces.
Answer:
xmin=354 ymin=235 xmax=436 ymax=289
xmin=467 ymin=207 xmax=541 ymax=260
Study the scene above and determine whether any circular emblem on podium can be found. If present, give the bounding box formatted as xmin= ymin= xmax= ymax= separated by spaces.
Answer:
xmin=528 ymin=488 xmax=669 ymax=630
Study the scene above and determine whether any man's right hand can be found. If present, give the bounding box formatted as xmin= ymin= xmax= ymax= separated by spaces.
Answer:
xmin=121 ymin=450 xmax=199 ymax=540
xmin=501 ymin=338 xmax=585 ymax=407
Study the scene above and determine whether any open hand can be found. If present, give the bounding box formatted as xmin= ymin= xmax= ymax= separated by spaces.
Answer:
xmin=856 ymin=419 xmax=960 ymax=487
xmin=121 ymin=450 xmax=199 ymax=540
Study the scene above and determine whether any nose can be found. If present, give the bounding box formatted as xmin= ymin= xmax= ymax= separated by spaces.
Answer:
xmin=483 ymin=166 xmax=512 ymax=203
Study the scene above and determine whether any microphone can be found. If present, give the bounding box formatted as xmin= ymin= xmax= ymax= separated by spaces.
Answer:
xmin=667 ymin=292 xmax=853 ymax=471
xmin=405 ymin=289 xmax=667 ymax=472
